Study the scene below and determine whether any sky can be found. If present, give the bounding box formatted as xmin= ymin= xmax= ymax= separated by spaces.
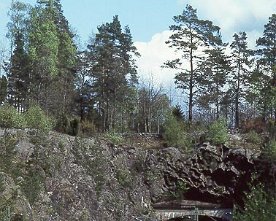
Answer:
xmin=0 ymin=0 xmax=276 ymax=104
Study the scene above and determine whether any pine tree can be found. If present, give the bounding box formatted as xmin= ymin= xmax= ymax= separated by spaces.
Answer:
xmin=50 ymin=0 xmax=77 ymax=115
xmin=230 ymin=32 xmax=252 ymax=128
xmin=87 ymin=16 xmax=139 ymax=131
xmin=197 ymin=45 xmax=230 ymax=119
xmin=6 ymin=0 xmax=30 ymax=111
xmin=0 ymin=76 xmax=7 ymax=104
xmin=164 ymin=4 xmax=222 ymax=122
xmin=8 ymin=32 xmax=29 ymax=111
xmin=255 ymin=14 xmax=276 ymax=121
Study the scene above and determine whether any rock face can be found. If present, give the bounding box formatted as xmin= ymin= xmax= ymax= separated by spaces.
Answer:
xmin=145 ymin=143 xmax=260 ymax=207
xmin=0 ymin=130 xmax=272 ymax=220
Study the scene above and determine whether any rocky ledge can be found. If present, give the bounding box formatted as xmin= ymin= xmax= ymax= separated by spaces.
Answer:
xmin=0 ymin=130 xmax=274 ymax=220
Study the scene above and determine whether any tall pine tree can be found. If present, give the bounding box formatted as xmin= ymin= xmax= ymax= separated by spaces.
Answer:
xmin=87 ymin=16 xmax=139 ymax=131
xmin=230 ymin=32 xmax=252 ymax=128
xmin=164 ymin=4 xmax=221 ymax=122
xmin=256 ymin=14 xmax=276 ymax=121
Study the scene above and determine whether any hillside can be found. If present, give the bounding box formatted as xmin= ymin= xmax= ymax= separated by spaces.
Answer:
xmin=0 ymin=129 xmax=274 ymax=220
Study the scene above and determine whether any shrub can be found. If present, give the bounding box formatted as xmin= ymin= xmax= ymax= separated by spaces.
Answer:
xmin=105 ymin=132 xmax=124 ymax=145
xmin=69 ymin=118 xmax=80 ymax=136
xmin=171 ymin=179 xmax=188 ymax=199
xmin=115 ymin=169 xmax=132 ymax=188
xmin=245 ymin=130 xmax=262 ymax=145
xmin=263 ymin=139 xmax=276 ymax=161
xmin=80 ymin=119 xmax=96 ymax=136
xmin=24 ymin=105 xmax=52 ymax=132
xmin=163 ymin=113 xmax=192 ymax=151
xmin=55 ymin=113 xmax=70 ymax=133
xmin=0 ymin=104 xmax=26 ymax=129
xmin=233 ymin=185 xmax=276 ymax=221
xmin=208 ymin=118 xmax=229 ymax=145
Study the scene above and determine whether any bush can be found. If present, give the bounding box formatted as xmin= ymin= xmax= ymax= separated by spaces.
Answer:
xmin=233 ymin=185 xmax=276 ymax=221
xmin=263 ymin=139 xmax=276 ymax=161
xmin=69 ymin=118 xmax=80 ymax=136
xmin=245 ymin=130 xmax=262 ymax=145
xmin=0 ymin=104 xmax=26 ymax=129
xmin=163 ymin=113 xmax=192 ymax=151
xmin=208 ymin=118 xmax=229 ymax=145
xmin=55 ymin=113 xmax=70 ymax=133
xmin=24 ymin=105 xmax=52 ymax=132
xmin=80 ymin=119 xmax=96 ymax=136
xmin=105 ymin=132 xmax=124 ymax=145
xmin=115 ymin=169 xmax=132 ymax=188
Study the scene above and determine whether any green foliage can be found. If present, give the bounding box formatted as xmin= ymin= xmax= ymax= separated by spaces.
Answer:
xmin=105 ymin=132 xmax=124 ymax=145
xmin=24 ymin=105 xmax=52 ymax=132
xmin=29 ymin=7 xmax=59 ymax=78
xmin=72 ymin=137 xmax=106 ymax=197
xmin=171 ymin=179 xmax=188 ymax=199
xmin=172 ymin=105 xmax=184 ymax=121
xmin=207 ymin=118 xmax=229 ymax=145
xmin=55 ymin=113 xmax=70 ymax=133
xmin=164 ymin=4 xmax=221 ymax=121
xmin=0 ymin=206 xmax=11 ymax=221
xmin=0 ymin=76 xmax=7 ymax=104
xmin=80 ymin=119 xmax=97 ymax=136
xmin=115 ymin=169 xmax=132 ymax=188
xmin=234 ymin=185 xmax=276 ymax=221
xmin=230 ymin=32 xmax=251 ymax=128
xmin=245 ymin=130 xmax=263 ymax=145
xmin=21 ymin=167 xmax=44 ymax=205
xmin=69 ymin=118 xmax=80 ymax=136
xmin=163 ymin=113 xmax=192 ymax=152
xmin=87 ymin=15 xmax=139 ymax=131
xmin=0 ymin=174 xmax=5 ymax=193
xmin=0 ymin=104 xmax=26 ymax=129
xmin=263 ymin=139 xmax=276 ymax=161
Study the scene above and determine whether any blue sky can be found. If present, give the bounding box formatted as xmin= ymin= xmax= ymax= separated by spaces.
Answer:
xmin=1 ymin=0 xmax=275 ymax=43
xmin=0 ymin=0 xmax=183 ymax=43
xmin=1 ymin=0 xmax=276 ymax=95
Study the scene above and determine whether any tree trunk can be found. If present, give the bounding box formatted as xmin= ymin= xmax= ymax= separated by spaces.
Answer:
xmin=188 ymin=38 xmax=194 ymax=123
xmin=235 ymin=64 xmax=241 ymax=128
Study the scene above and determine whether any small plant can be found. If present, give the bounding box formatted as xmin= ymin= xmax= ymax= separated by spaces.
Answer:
xmin=163 ymin=113 xmax=192 ymax=151
xmin=55 ymin=113 xmax=70 ymax=133
xmin=105 ymin=132 xmax=124 ymax=145
xmin=24 ymin=105 xmax=52 ymax=133
xmin=0 ymin=206 xmax=11 ymax=221
xmin=173 ymin=179 xmax=188 ymax=199
xmin=208 ymin=118 xmax=229 ymax=145
xmin=245 ymin=130 xmax=262 ymax=145
xmin=115 ymin=169 xmax=132 ymax=188
xmin=80 ymin=119 xmax=96 ymax=136
xmin=21 ymin=166 xmax=44 ymax=205
xmin=69 ymin=118 xmax=80 ymax=136
xmin=0 ymin=174 xmax=5 ymax=193
xmin=263 ymin=139 xmax=276 ymax=161
xmin=233 ymin=185 xmax=276 ymax=221
xmin=0 ymin=104 xmax=26 ymax=129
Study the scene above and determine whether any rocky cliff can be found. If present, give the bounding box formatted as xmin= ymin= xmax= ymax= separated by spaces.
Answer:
xmin=0 ymin=130 xmax=273 ymax=220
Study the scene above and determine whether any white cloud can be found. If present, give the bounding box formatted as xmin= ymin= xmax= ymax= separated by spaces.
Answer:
xmin=134 ymin=30 xmax=178 ymax=87
xmin=135 ymin=0 xmax=276 ymax=86
xmin=177 ymin=0 xmax=276 ymax=45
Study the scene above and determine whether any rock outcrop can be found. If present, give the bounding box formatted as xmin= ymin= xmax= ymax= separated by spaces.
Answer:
xmin=145 ymin=143 xmax=260 ymax=207
xmin=0 ymin=130 xmax=273 ymax=220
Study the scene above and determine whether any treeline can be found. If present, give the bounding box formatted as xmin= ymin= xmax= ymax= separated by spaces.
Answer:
xmin=1 ymin=1 xmax=276 ymax=134
xmin=0 ymin=0 xmax=171 ymax=134
xmin=164 ymin=5 xmax=276 ymax=129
